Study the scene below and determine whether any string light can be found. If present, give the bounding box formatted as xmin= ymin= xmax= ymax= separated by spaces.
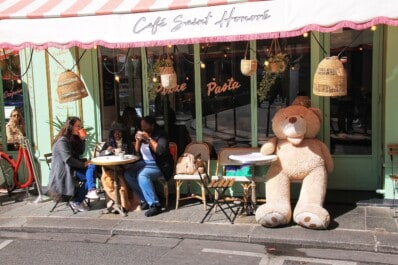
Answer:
xmin=200 ymin=61 xmax=206 ymax=69
xmin=303 ymin=32 xmax=309 ymax=38
xmin=114 ymin=75 xmax=120 ymax=82
xmin=370 ymin=25 xmax=377 ymax=31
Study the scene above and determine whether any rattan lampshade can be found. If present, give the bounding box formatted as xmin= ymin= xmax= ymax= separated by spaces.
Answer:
xmin=57 ymin=70 xmax=88 ymax=103
xmin=313 ymin=56 xmax=347 ymax=96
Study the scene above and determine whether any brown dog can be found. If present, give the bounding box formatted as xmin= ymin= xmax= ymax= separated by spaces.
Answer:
xmin=100 ymin=166 xmax=140 ymax=212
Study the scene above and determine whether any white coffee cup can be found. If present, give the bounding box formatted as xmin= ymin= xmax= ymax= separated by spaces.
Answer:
xmin=119 ymin=152 xmax=125 ymax=160
xmin=114 ymin=148 xmax=122 ymax=155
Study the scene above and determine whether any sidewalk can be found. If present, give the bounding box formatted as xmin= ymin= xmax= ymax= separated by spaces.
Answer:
xmin=1 ymin=189 xmax=398 ymax=255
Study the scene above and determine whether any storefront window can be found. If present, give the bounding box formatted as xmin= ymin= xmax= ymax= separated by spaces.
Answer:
xmin=199 ymin=42 xmax=251 ymax=153
xmin=329 ymin=29 xmax=372 ymax=155
xmin=99 ymin=47 xmax=143 ymax=138
xmin=256 ymin=37 xmax=311 ymax=142
xmin=1 ymin=51 xmax=24 ymax=151
xmin=146 ymin=45 xmax=195 ymax=155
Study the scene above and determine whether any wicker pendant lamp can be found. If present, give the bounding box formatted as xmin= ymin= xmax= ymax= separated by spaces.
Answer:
xmin=57 ymin=70 xmax=88 ymax=103
xmin=240 ymin=41 xmax=257 ymax=76
xmin=313 ymin=56 xmax=347 ymax=96
xmin=160 ymin=66 xmax=177 ymax=89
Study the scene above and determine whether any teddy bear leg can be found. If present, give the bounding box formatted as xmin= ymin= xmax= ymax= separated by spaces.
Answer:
xmin=293 ymin=168 xmax=330 ymax=229
xmin=255 ymin=171 xmax=292 ymax=227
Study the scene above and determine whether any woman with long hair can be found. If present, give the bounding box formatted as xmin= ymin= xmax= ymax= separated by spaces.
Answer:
xmin=48 ymin=116 xmax=98 ymax=212
xmin=6 ymin=108 xmax=25 ymax=150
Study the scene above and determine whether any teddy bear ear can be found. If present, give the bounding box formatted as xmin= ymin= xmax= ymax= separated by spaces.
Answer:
xmin=310 ymin=107 xmax=323 ymax=121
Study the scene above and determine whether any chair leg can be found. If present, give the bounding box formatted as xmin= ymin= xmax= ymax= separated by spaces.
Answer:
xmin=201 ymin=184 xmax=207 ymax=210
xmin=163 ymin=182 xmax=169 ymax=209
xmin=49 ymin=197 xmax=61 ymax=212
xmin=175 ymin=180 xmax=182 ymax=209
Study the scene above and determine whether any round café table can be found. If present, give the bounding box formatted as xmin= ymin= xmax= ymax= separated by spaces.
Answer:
xmin=91 ymin=154 xmax=139 ymax=216
xmin=228 ymin=152 xmax=277 ymax=214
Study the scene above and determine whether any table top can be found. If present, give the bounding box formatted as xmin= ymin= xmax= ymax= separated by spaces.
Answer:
xmin=229 ymin=152 xmax=277 ymax=165
xmin=90 ymin=154 xmax=140 ymax=166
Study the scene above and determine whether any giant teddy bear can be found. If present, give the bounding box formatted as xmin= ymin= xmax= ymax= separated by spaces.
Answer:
xmin=255 ymin=98 xmax=333 ymax=229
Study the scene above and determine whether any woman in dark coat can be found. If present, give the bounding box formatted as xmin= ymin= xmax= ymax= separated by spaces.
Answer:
xmin=47 ymin=116 xmax=96 ymax=212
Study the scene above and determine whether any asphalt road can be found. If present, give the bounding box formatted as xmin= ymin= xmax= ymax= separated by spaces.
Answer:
xmin=1 ymin=231 xmax=397 ymax=265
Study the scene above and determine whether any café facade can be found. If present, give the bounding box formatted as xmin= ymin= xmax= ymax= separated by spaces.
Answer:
xmin=1 ymin=0 xmax=398 ymax=202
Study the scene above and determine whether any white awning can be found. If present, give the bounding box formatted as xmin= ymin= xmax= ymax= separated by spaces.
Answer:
xmin=0 ymin=0 xmax=397 ymax=50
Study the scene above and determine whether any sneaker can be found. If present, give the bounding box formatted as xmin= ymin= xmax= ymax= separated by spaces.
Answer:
xmin=86 ymin=189 xmax=99 ymax=200
xmin=145 ymin=203 xmax=162 ymax=217
xmin=70 ymin=202 xmax=89 ymax=212
xmin=140 ymin=201 xmax=149 ymax=210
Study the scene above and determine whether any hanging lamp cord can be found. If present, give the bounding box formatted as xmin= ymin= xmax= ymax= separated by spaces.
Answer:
xmin=46 ymin=49 xmax=87 ymax=71
xmin=100 ymin=48 xmax=131 ymax=75
xmin=2 ymin=48 xmax=34 ymax=78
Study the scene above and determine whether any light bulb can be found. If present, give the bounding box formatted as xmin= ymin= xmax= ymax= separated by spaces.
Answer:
xmin=303 ymin=32 xmax=309 ymax=38
xmin=114 ymin=75 xmax=120 ymax=82
xmin=152 ymin=76 xmax=158 ymax=82
xmin=370 ymin=25 xmax=377 ymax=31
xmin=264 ymin=61 xmax=269 ymax=67
xmin=200 ymin=62 xmax=206 ymax=69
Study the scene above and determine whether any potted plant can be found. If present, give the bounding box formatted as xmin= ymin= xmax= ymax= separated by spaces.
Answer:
xmin=266 ymin=52 xmax=289 ymax=74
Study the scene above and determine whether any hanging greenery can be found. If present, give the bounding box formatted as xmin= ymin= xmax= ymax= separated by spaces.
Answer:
xmin=257 ymin=39 xmax=289 ymax=103
xmin=147 ymin=57 xmax=174 ymax=101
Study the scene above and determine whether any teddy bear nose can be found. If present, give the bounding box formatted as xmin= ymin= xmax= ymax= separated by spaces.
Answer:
xmin=289 ymin=117 xmax=297 ymax=123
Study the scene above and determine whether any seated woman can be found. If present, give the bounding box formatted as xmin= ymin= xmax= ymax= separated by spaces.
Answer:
xmin=47 ymin=116 xmax=98 ymax=212
xmin=6 ymin=108 xmax=26 ymax=150
xmin=124 ymin=116 xmax=174 ymax=217
xmin=99 ymin=121 xmax=140 ymax=211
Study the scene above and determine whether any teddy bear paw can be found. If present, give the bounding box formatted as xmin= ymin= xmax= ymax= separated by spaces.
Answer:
xmin=256 ymin=212 xmax=287 ymax=227
xmin=294 ymin=212 xmax=329 ymax=229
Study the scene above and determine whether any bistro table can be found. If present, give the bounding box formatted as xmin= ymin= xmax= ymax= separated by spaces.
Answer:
xmin=91 ymin=154 xmax=139 ymax=216
xmin=228 ymin=152 xmax=277 ymax=214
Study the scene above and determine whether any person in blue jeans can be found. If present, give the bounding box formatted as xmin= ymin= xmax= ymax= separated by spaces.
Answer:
xmin=48 ymin=116 xmax=97 ymax=212
xmin=124 ymin=116 xmax=174 ymax=217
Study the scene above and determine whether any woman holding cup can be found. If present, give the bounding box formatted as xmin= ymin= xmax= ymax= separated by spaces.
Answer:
xmin=47 ymin=116 xmax=98 ymax=212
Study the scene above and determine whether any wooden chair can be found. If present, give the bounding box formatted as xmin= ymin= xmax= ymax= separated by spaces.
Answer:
xmin=196 ymin=159 xmax=238 ymax=224
xmin=156 ymin=142 xmax=177 ymax=209
xmin=215 ymin=147 xmax=261 ymax=214
xmin=388 ymin=144 xmax=398 ymax=218
xmin=174 ymin=142 xmax=211 ymax=209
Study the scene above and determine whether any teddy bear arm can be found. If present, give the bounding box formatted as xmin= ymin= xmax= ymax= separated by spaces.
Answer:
xmin=260 ymin=137 xmax=277 ymax=155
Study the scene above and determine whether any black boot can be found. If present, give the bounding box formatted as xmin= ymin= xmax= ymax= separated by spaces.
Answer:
xmin=145 ymin=203 xmax=162 ymax=217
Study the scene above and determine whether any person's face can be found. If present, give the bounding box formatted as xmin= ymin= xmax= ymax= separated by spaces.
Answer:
xmin=113 ymin=129 xmax=123 ymax=140
xmin=71 ymin=120 xmax=82 ymax=135
xmin=11 ymin=112 xmax=21 ymax=122
xmin=141 ymin=120 xmax=154 ymax=134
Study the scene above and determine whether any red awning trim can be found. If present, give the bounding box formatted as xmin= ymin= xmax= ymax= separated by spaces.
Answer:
xmin=0 ymin=0 xmax=397 ymax=50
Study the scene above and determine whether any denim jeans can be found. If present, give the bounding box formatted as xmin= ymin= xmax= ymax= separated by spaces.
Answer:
xmin=124 ymin=160 xmax=163 ymax=206
xmin=74 ymin=164 xmax=96 ymax=203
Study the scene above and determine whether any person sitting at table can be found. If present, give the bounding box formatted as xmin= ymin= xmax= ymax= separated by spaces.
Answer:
xmin=99 ymin=121 xmax=134 ymax=156
xmin=99 ymin=121 xmax=140 ymax=211
xmin=47 ymin=116 xmax=98 ymax=212
xmin=6 ymin=108 xmax=26 ymax=150
xmin=124 ymin=115 xmax=174 ymax=217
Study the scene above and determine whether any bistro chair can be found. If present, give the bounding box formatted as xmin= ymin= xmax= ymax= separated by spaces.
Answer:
xmin=174 ymin=142 xmax=211 ymax=210
xmin=388 ymin=144 xmax=398 ymax=218
xmin=196 ymin=159 xmax=238 ymax=224
xmin=156 ymin=142 xmax=177 ymax=209
xmin=215 ymin=147 xmax=260 ymax=214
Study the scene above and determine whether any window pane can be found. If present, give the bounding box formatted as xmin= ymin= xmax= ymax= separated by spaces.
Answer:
xmin=1 ymin=52 xmax=24 ymax=151
xmin=147 ymin=45 xmax=195 ymax=156
xmin=256 ymin=37 xmax=311 ymax=142
xmin=199 ymin=42 xmax=251 ymax=153
xmin=330 ymin=29 xmax=372 ymax=155
xmin=99 ymin=47 xmax=143 ymax=138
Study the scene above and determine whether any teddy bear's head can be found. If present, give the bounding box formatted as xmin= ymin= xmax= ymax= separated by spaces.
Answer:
xmin=272 ymin=104 xmax=322 ymax=146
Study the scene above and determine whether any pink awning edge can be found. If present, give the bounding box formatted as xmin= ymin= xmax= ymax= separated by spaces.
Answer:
xmin=0 ymin=0 xmax=397 ymax=50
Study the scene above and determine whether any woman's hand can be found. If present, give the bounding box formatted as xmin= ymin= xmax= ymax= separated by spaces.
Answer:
xmin=84 ymin=160 xmax=91 ymax=167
